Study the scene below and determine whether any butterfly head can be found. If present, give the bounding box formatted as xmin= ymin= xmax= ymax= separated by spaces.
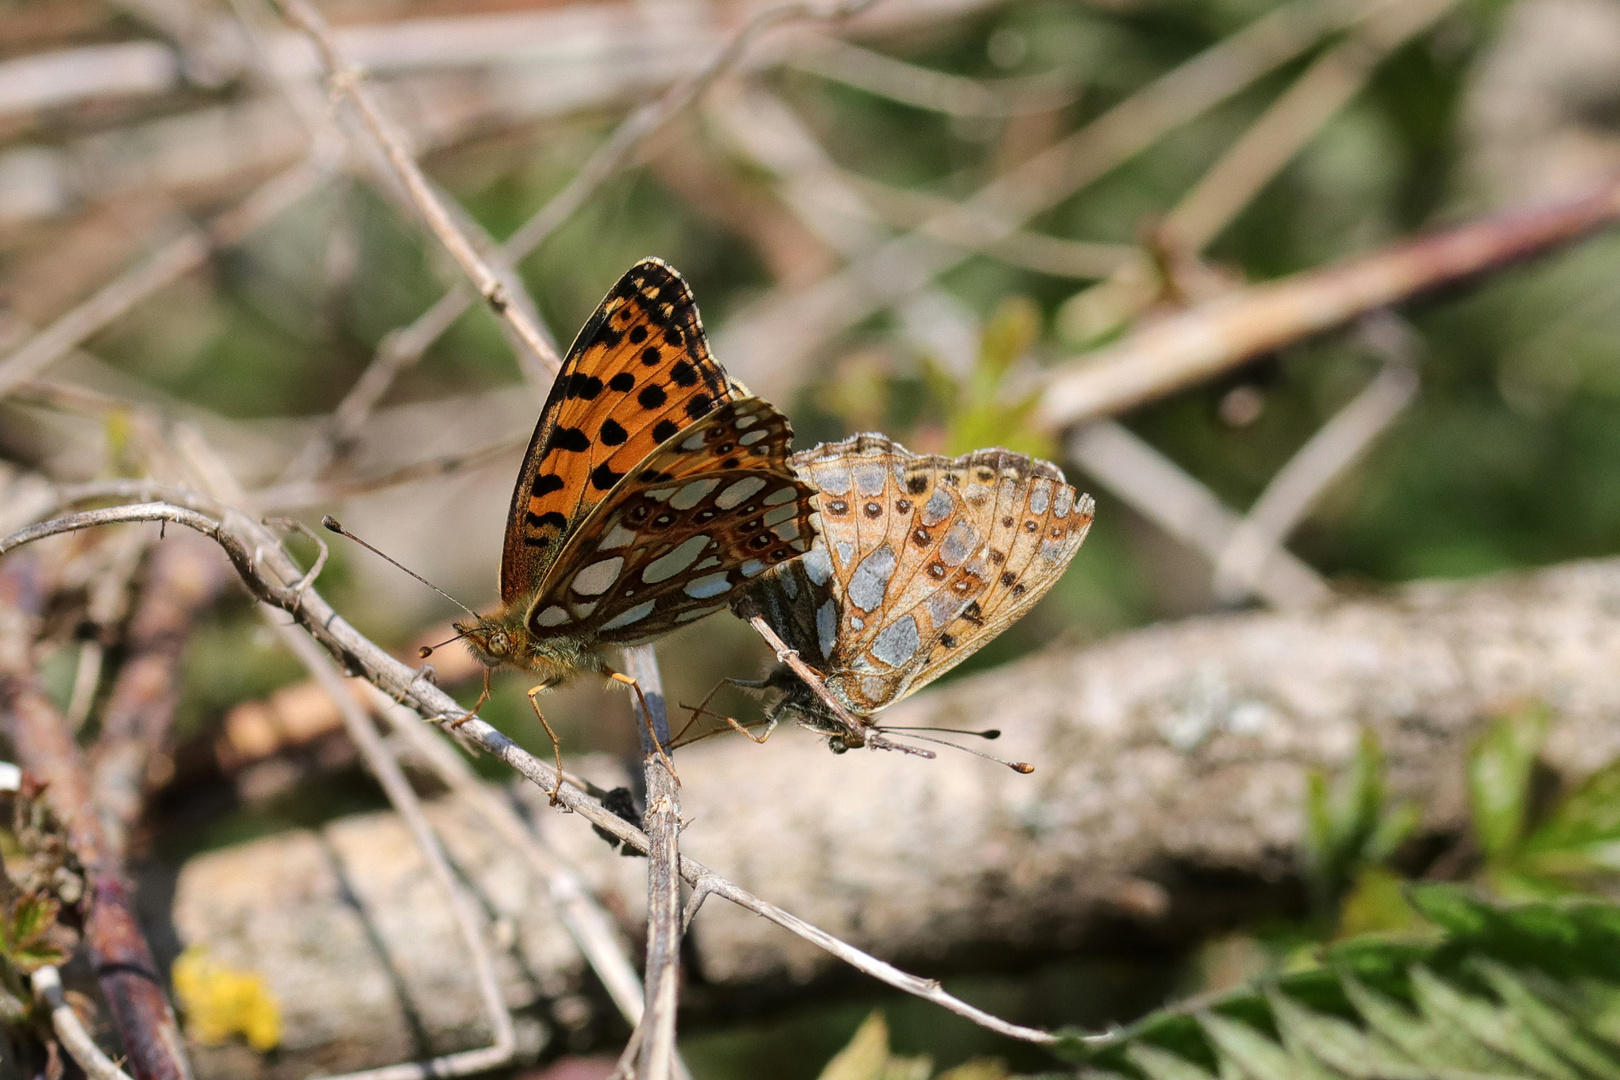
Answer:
xmin=455 ymin=607 xmax=596 ymax=686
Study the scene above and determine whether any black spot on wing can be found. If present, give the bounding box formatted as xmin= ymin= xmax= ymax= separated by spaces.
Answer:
xmin=531 ymin=473 xmax=565 ymax=496
xmin=638 ymin=385 xmax=667 ymax=409
xmin=590 ymin=463 xmax=625 ymax=491
xmin=527 ymin=510 xmax=567 ymax=530
xmin=670 ymin=361 xmax=698 ymax=387
xmin=608 ymin=372 xmax=635 ymax=392
xmin=567 ymin=374 xmax=603 ymax=400
xmin=652 ymin=419 xmax=680 ymax=443
xmin=549 ymin=427 xmax=590 ymax=452
xmin=600 ymin=420 xmax=628 ymax=446
xmin=641 ymin=346 xmax=662 ymax=366
xmin=629 ymin=325 xmax=649 ymax=344
xmin=685 ymin=394 xmax=712 ymax=420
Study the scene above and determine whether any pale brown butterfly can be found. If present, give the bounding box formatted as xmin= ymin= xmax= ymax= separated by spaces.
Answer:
xmin=449 ymin=258 xmax=818 ymax=797
xmin=711 ymin=433 xmax=1093 ymax=765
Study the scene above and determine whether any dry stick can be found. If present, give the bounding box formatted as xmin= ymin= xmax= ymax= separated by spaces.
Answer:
xmin=32 ymin=966 xmax=136 ymax=1080
xmin=0 ymin=502 xmax=1064 ymax=1045
xmin=366 ymin=689 xmax=651 ymax=1030
xmin=0 ymin=159 xmax=326 ymax=402
xmin=253 ymin=434 xmax=528 ymax=511
xmin=718 ymin=0 xmax=1396 ymax=394
xmin=287 ymin=0 xmax=879 ymax=486
xmin=278 ymin=625 xmax=517 ymax=1080
xmin=1210 ymin=322 xmax=1419 ymax=604
xmin=279 ymin=0 xmax=560 ymax=374
xmin=1162 ymin=0 xmax=1459 ymax=253
xmin=620 ymin=644 xmax=682 ymax=1080
xmin=0 ymin=552 xmax=194 ymax=1080
xmin=1067 ymin=422 xmax=1332 ymax=609
xmin=1038 ymin=173 xmax=1620 ymax=427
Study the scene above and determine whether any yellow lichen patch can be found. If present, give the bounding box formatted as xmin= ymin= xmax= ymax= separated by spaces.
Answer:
xmin=172 ymin=946 xmax=282 ymax=1052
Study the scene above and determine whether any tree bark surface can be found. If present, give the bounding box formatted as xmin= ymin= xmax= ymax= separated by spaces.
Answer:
xmin=169 ymin=557 xmax=1620 ymax=1076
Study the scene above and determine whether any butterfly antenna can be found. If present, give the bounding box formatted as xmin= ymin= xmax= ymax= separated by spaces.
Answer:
xmin=321 ymin=516 xmax=480 ymax=619
xmin=883 ymin=730 xmax=1034 ymax=774
xmin=876 ymin=725 xmax=1003 ymax=740
xmin=418 ymin=630 xmax=469 ymax=659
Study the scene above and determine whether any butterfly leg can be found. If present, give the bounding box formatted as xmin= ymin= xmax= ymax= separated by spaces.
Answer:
xmin=674 ymin=678 xmax=773 ymax=746
xmin=524 ymin=684 xmax=569 ymax=806
xmin=608 ymin=672 xmax=680 ymax=787
xmin=448 ymin=667 xmax=493 ymax=728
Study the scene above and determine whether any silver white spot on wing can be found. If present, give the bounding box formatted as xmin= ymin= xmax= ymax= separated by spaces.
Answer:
xmin=922 ymin=488 xmax=954 ymax=526
xmin=601 ymin=600 xmax=657 ymax=630
xmin=847 ymin=545 xmax=897 ymax=612
xmin=816 ymin=598 xmax=838 ymax=658
xmin=734 ymin=410 xmax=760 ymax=429
xmin=771 ymin=521 xmax=801 ymax=543
xmin=940 ymin=522 xmax=978 ymax=566
xmin=1029 ymin=481 xmax=1051 ymax=515
xmin=763 ymin=485 xmax=798 ymax=505
xmin=596 ymin=523 xmax=637 ymax=550
xmin=683 ymin=572 xmax=732 ymax=599
xmin=834 ymin=540 xmax=855 ymax=566
xmin=533 ymin=605 xmax=569 ymax=627
xmin=716 ymin=477 xmax=766 ymax=509
xmin=816 ymin=466 xmax=852 ymax=495
xmin=571 ymin=557 xmax=623 ymax=596
xmin=680 ymin=431 xmax=706 ymax=452
xmin=739 ymin=428 xmax=768 ymax=445
xmin=642 ymin=534 xmax=709 ymax=583
xmin=871 ymin=615 xmax=920 ymax=668
xmin=762 ymin=503 xmax=798 ymax=527
xmin=803 ymin=546 xmax=833 ymax=586
xmin=670 ymin=478 xmax=720 ymax=510
xmin=740 ymin=558 xmax=769 ymax=577
xmin=1053 ymin=486 xmax=1076 ymax=518
xmin=853 ymin=463 xmax=886 ymax=495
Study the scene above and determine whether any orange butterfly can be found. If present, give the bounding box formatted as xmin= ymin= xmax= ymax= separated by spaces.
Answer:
xmin=454 ymin=259 xmax=818 ymax=796
xmin=724 ymin=434 xmax=1091 ymax=758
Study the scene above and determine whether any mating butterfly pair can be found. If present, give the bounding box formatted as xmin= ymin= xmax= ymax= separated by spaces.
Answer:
xmin=456 ymin=258 xmax=1089 ymax=775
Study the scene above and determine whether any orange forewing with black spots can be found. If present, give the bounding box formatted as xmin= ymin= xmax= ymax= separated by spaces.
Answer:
xmin=500 ymin=258 xmax=736 ymax=605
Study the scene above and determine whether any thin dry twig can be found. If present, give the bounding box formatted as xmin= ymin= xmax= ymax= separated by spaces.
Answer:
xmin=288 ymin=0 xmax=882 ymax=486
xmin=0 ymin=160 xmax=328 ymax=402
xmin=1211 ymin=317 xmax=1419 ymax=603
xmin=278 ymin=625 xmax=517 ymax=1080
xmin=366 ymin=688 xmax=651 ymax=1032
xmin=719 ymin=0 xmax=1395 ymax=395
xmin=620 ymin=644 xmax=681 ymax=1080
xmin=277 ymin=0 xmax=561 ymax=373
xmin=1066 ymin=421 xmax=1332 ymax=609
xmin=32 ymin=966 xmax=136 ymax=1080
xmin=1038 ymin=173 xmax=1620 ymax=427
xmin=0 ymin=500 xmax=1065 ymax=1046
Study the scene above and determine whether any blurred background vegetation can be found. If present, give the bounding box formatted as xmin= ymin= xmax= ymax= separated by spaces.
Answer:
xmin=7 ymin=0 xmax=1620 ymax=1074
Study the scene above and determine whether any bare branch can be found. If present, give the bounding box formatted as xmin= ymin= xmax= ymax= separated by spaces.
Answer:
xmin=1067 ymin=421 xmax=1332 ymax=609
xmin=1038 ymin=174 xmax=1620 ymax=426
xmin=32 ymin=966 xmax=136 ymax=1080
xmin=0 ymin=501 xmax=1060 ymax=1045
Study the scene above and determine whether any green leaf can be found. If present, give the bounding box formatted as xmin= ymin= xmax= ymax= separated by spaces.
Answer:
xmin=1197 ymin=1011 xmax=1338 ymax=1080
xmin=1124 ymin=1044 xmax=1219 ymax=1080
xmin=1472 ymin=959 xmax=1620 ymax=1080
xmin=1408 ymin=965 xmax=1582 ymax=1080
xmin=1468 ymin=707 xmax=1551 ymax=862
xmin=7 ymin=894 xmax=58 ymax=949
xmin=8 ymin=943 xmax=67 ymax=974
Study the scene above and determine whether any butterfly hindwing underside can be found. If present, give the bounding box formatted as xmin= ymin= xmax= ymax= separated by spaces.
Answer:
xmin=747 ymin=434 xmax=1092 ymax=718
xmin=528 ymin=395 xmax=818 ymax=643
xmin=500 ymin=258 xmax=737 ymax=606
